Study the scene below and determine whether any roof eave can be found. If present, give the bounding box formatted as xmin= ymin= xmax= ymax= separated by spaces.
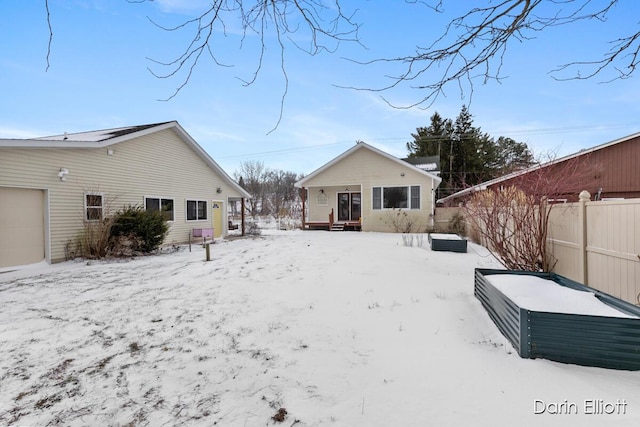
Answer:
xmin=0 ymin=121 xmax=252 ymax=199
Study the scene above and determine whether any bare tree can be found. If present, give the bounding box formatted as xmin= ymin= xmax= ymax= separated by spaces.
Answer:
xmin=463 ymin=153 xmax=601 ymax=271
xmin=234 ymin=160 xmax=268 ymax=219
xmin=264 ymin=169 xmax=300 ymax=224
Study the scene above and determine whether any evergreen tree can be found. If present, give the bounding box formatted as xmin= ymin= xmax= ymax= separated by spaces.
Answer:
xmin=406 ymin=112 xmax=452 ymax=159
xmin=407 ymin=105 xmax=534 ymax=197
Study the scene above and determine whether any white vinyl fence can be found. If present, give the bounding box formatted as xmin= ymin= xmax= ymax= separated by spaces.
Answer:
xmin=548 ymin=196 xmax=640 ymax=305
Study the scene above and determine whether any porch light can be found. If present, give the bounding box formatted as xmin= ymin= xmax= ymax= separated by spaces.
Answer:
xmin=58 ymin=168 xmax=69 ymax=182
xmin=319 ymin=189 xmax=324 ymax=193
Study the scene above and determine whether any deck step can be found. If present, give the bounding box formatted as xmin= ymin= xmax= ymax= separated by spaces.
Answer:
xmin=331 ymin=223 xmax=345 ymax=231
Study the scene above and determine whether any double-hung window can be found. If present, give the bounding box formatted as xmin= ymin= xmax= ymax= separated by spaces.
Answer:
xmin=85 ymin=193 xmax=103 ymax=221
xmin=186 ymin=199 xmax=208 ymax=221
xmin=145 ymin=197 xmax=174 ymax=221
xmin=372 ymin=186 xmax=420 ymax=210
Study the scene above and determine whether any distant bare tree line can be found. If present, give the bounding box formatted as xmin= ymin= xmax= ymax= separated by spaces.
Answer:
xmin=233 ymin=160 xmax=304 ymax=221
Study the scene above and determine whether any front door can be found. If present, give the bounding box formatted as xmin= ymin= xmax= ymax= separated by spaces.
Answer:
xmin=212 ymin=201 xmax=223 ymax=238
xmin=337 ymin=192 xmax=361 ymax=221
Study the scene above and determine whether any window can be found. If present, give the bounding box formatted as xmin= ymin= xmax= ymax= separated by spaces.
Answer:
xmin=372 ymin=186 xmax=421 ymax=210
xmin=410 ymin=185 xmax=421 ymax=209
xmin=85 ymin=193 xmax=103 ymax=221
xmin=145 ymin=197 xmax=174 ymax=221
xmin=186 ymin=199 xmax=208 ymax=221
xmin=373 ymin=187 xmax=381 ymax=210
xmin=384 ymin=187 xmax=408 ymax=209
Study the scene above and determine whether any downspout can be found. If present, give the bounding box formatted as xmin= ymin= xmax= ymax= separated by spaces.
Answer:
xmin=241 ymin=198 xmax=246 ymax=236
xmin=430 ymin=178 xmax=435 ymax=228
xmin=301 ymin=186 xmax=306 ymax=230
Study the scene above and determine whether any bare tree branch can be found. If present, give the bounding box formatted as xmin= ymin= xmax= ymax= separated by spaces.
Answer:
xmin=45 ymin=0 xmax=52 ymax=71
xmin=552 ymin=31 xmax=640 ymax=81
xmin=135 ymin=0 xmax=362 ymax=130
xmin=353 ymin=0 xmax=629 ymax=108
xmin=42 ymin=1 xmax=636 ymax=121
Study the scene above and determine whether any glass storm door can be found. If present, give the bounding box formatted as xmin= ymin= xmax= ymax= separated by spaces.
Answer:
xmin=338 ymin=193 xmax=350 ymax=221
xmin=338 ymin=192 xmax=361 ymax=221
xmin=351 ymin=193 xmax=361 ymax=221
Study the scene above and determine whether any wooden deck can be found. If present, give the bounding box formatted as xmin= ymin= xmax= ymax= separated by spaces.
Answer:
xmin=303 ymin=209 xmax=361 ymax=231
xmin=303 ymin=221 xmax=362 ymax=231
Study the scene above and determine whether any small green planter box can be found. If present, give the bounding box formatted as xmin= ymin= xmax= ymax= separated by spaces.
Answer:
xmin=474 ymin=268 xmax=640 ymax=371
xmin=428 ymin=233 xmax=467 ymax=253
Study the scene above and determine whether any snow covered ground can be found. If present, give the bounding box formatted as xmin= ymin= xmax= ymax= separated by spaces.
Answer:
xmin=1 ymin=230 xmax=639 ymax=426
xmin=487 ymin=274 xmax=640 ymax=318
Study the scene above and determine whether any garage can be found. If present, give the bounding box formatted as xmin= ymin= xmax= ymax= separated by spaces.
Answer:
xmin=0 ymin=187 xmax=46 ymax=268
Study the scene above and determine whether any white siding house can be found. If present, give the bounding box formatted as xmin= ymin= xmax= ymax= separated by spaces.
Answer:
xmin=295 ymin=142 xmax=442 ymax=232
xmin=0 ymin=121 xmax=250 ymax=268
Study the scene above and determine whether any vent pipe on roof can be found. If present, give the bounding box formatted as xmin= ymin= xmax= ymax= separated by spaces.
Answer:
xmin=63 ymin=132 xmax=68 ymax=140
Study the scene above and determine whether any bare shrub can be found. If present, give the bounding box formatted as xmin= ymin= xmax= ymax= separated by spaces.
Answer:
xmin=463 ymin=154 xmax=599 ymax=272
xmin=246 ymin=222 xmax=262 ymax=236
xmin=385 ymin=208 xmax=421 ymax=233
xmin=447 ymin=212 xmax=466 ymax=236
xmin=79 ymin=217 xmax=114 ymax=259
xmin=401 ymin=234 xmax=414 ymax=247
xmin=465 ymin=187 xmax=553 ymax=271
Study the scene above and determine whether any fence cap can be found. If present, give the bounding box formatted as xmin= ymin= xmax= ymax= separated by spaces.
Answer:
xmin=579 ymin=190 xmax=591 ymax=201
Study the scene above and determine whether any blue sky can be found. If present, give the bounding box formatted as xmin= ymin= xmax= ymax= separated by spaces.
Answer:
xmin=2 ymin=1 xmax=640 ymax=176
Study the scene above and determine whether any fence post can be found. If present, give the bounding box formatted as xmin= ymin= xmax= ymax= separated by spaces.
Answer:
xmin=578 ymin=190 xmax=591 ymax=285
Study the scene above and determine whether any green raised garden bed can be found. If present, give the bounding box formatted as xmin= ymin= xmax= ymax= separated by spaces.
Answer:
xmin=428 ymin=233 xmax=467 ymax=253
xmin=475 ymin=268 xmax=640 ymax=371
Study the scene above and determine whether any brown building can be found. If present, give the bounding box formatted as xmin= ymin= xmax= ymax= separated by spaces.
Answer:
xmin=438 ymin=131 xmax=640 ymax=206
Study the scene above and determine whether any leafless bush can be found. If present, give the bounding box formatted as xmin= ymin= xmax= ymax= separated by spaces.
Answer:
xmin=447 ymin=212 xmax=466 ymax=236
xmin=465 ymin=187 xmax=554 ymax=271
xmin=385 ymin=209 xmax=421 ymax=233
xmin=246 ymin=222 xmax=262 ymax=236
xmin=463 ymin=154 xmax=599 ymax=272
xmin=79 ymin=217 xmax=115 ymax=259
xmin=401 ymin=234 xmax=414 ymax=247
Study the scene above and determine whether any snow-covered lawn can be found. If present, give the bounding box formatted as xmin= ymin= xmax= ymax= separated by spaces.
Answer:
xmin=1 ymin=231 xmax=638 ymax=426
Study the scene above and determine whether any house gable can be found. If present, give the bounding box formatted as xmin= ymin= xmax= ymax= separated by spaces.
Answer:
xmin=296 ymin=142 xmax=441 ymax=232
xmin=296 ymin=142 xmax=441 ymax=188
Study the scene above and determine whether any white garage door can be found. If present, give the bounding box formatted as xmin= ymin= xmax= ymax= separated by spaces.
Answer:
xmin=0 ymin=187 xmax=45 ymax=268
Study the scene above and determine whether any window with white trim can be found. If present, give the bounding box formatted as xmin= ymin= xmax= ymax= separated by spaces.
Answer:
xmin=372 ymin=186 xmax=421 ymax=210
xmin=410 ymin=185 xmax=421 ymax=209
xmin=186 ymin=199 xmax=208 ymax=221
xmin=85 ymin=193 xmax=103 ymax=221
xmin=145 ymin=197 xmax=174 ymax=221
